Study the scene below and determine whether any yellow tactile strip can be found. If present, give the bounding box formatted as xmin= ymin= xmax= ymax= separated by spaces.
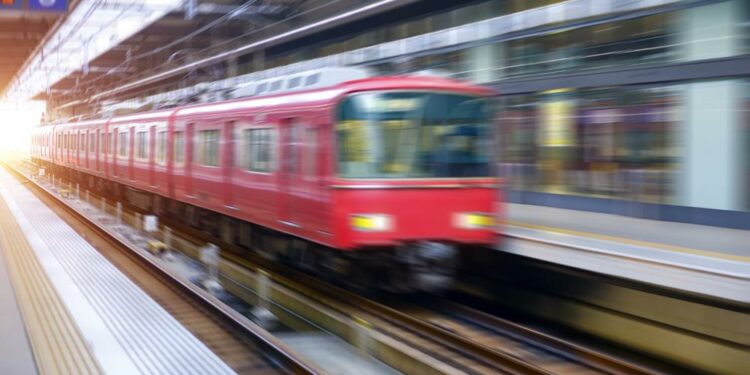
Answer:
xmin=0 ymin=196 xmax=102 ymax=375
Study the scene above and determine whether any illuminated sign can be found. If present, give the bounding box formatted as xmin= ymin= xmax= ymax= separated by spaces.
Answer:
xmin=29 ymin=0 xmax=67 ymax=12
xmin=0 ymin=0 xmax=67 ymax=11
xmin=0 ymin=0 xmax=22 ymax=10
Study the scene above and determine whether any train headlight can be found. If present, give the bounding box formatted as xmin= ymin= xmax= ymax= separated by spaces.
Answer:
xmin=454 ymin=213 xmax=496 ymax=229
xmin=350 ymin=214 xmax=393 ymax=232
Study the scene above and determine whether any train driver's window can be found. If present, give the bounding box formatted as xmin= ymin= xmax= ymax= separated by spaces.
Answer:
xmin=136 ymin=131 xmax=148 ymax=160
xmin=118 ymin=131 xmax=128 ymax=159
xmin=174 ymin=131 xmax=185 ymax=164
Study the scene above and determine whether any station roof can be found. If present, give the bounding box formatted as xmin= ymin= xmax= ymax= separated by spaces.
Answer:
xmin=0 ymin=8 xmax=61 ymax=95
xmin=4 ymin=0 xmax=423 ymax=112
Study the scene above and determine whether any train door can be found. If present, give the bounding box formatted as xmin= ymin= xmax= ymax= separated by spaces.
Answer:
xmin=185 ymin=122 xmax=194 ymax=197
xmin=129 ymin=126 xmax=135 ymax=181
xmin=149 ymin=125 xmax=156 ymax=186
xmin=223 ymin=121 xmax=236 ymax=209
xmin=279 ymin=118 xmax=303 ymax=226
xmin=114 ymin=128 xmax=120 ymax=178
xmin=96 ymin=129 xmax=101 ymax=171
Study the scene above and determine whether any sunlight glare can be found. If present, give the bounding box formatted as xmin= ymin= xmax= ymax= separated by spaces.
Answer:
xmin=0 ymin=101 xmax=45 ymax=159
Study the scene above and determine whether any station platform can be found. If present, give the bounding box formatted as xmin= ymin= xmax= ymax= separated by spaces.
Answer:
xmin=501 ymin=203 xmax=750 ymax=303
xmin=0 ymin=168 xmax=235 ymax=375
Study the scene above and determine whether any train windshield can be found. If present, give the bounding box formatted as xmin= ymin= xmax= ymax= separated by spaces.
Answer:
xmin=336 ymin=92 xmax=492 ymax=179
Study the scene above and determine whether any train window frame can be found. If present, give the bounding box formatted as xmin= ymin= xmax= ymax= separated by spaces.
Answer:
xmin=196 ymin=129 xmax=220 ymax=167
xmin=156 ymin=130 xmax=167 ymax=165
xmin=242 ymin=126 xmax=277 ymax=173
xmin=135 ymin=130 xmax=149 ymax=161
xmin=89 ymin=132 xmax=96 ymax=153
xmin=100 ymin=132 xmax=106 ymax=155
xmin=270 ymin=80 xmax=283 ymax=92
xmin=174 ymin=130 xmax=185 ymax=165
xmin=118 ymin=130 xmax=129 ymax=159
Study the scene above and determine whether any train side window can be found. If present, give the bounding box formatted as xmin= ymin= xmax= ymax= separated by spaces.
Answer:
xmin=118 ymin=131 xmax=128 ymax=159
xmin=244 ymin=127 xmax=275 ymax=172
xmin=108 ymin=132 xmax=114 ymax=154
xmin=100 ymin=132 xmax=106 ymax=155
xmin=80 ymin=133 xmax=85 ymax=152
xmin=89 ymin=133 xmax=96 ymax=153
xmin=136 ymin=131 xmax=148 ymax=160
xmin=156 ymin=131 xmax=167 ymax=164
xmin=197 ymin=129 xmax=220 ymax=167
xmin=174 ymin=131 xmax=185 ymax=164
xmin=287 ymin=120 xmax=303 ymax=175
xmin=270 ymin=80 xmax=282 ymax=92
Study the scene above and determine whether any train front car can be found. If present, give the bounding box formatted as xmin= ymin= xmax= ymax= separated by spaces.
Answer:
xmin=331 ymin=82 xmax=498 ymax=292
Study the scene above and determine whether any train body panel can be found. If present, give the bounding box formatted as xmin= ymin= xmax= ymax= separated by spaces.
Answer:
xmin=331 ymin=179 xmax=497 ymax=249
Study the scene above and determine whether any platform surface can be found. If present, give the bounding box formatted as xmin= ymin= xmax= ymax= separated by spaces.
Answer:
xmin=0 ymin=240 xmax=38 ymax=375
xmin=502 ymin=203 xmax=750 ymax=302
xmin=0 ymin=167 xmax=235 ymax=375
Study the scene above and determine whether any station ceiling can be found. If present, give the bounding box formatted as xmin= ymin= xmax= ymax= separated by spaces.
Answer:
xmin=0 ymin=10 xmax=61 ymax=96
xmin=13 ymin=0 xmax=423 ymax=114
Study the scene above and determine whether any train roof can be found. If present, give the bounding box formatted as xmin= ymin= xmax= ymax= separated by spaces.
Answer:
xmin=47 ymin=74 xmax=494 ymax=127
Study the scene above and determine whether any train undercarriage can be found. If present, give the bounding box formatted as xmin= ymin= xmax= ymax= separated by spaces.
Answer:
xmin=33 ymin=159 xmax=460 ymax=293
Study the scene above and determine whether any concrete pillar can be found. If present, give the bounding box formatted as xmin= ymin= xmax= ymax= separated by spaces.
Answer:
xmin=463 ymin=42 xmax=504 ymax=83
xmin=676 ymin=1 xmax=745 ymax=210
xmin=675 ymin=0 xmax=743 ymax=61
xmin=680 ymin=81 xmax=743 ymax=210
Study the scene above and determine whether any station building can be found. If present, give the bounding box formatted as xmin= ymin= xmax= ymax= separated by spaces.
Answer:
xmin=48 ymin=0 xmax=750 ymax=224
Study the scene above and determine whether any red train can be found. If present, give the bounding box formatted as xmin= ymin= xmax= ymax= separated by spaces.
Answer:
xmin=31 ymin=72 xmax=500 ymax=291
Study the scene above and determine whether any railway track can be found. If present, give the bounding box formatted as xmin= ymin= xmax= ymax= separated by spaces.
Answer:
xmin=5 ymin=161 xmax=319 ymax=375
xmin=176 ymin=224 xmax=654 ymax=374
xmin=17 ymin=160 xmax=656 ymax=374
